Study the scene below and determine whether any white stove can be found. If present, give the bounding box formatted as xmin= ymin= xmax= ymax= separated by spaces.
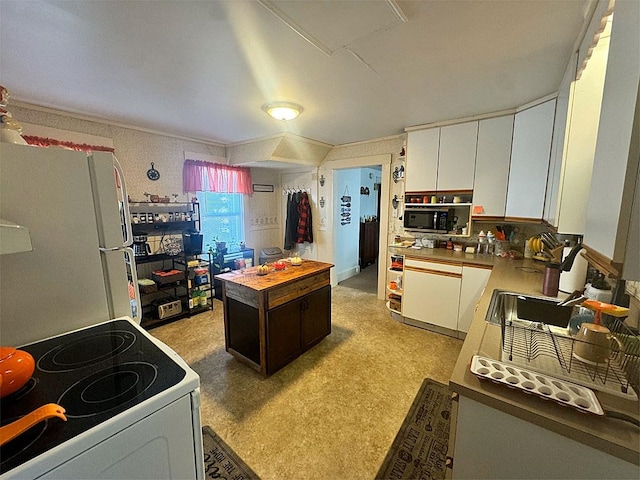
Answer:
xmin=0 ymin=317 xmax=204 ymax=479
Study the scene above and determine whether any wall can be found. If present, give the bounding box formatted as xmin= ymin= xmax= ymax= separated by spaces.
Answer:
xmin=11 ymin=104 xmax=226 ymax=203
xmin=245 ymin=168 xmax=282 ymax=259
xmin=319 ymin=139 xmax=400 ymax=295
xmin=359 ymin=166 xmax=381 ymax=219
xmin=334 ymin=168 xmax=361 ymax=282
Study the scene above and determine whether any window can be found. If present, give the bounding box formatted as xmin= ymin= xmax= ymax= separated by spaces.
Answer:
xmin=197 ymin=191 xmax=244 ymax=248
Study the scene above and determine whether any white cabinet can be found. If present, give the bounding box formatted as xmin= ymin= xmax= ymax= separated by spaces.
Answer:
xmin=584 ymin=0 xmax=640 ymax=278
xmin=505 ymin=99 xmax=556 ymax=219
xmin=453 ymin=396 xmax=638 ymax=479
xmin=473 ymin=115 xmax=514 ymax=217
xmin=551 ymin=33 xmax=610 ymax=234
xmin=458 ymin=265 xmax=492 ymax=333
xmin=544 ymin=54 xmax=576 ymax=228
xmin=437 ymin=122 xmax=478 ymax=191
xmin=402 ymin=258 xmax=462 ymax=331
xmin=405 ymin=128 xmax=439 ymax=192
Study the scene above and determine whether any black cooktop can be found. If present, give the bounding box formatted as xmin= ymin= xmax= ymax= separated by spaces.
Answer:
xmin=0 ymin=319 xmax=186 ymax=475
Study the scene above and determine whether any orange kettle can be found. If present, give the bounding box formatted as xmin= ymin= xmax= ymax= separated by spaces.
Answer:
xmin=0 ymin=346 xmax=35 ymax=398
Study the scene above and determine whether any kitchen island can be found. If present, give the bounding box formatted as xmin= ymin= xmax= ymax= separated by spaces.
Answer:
xmin=216 ymin=260 xmax=333 ymax=376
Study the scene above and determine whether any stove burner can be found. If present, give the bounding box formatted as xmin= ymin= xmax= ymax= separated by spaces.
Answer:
xmin=0 ymin=377 xmax=37 ymax=404
xmin=0 ymin=417 xmax=46 ymax=467
xmin=58 ymin=362 xmax=158 ymax=418
xmin=37 ymin=330 xmax=136 ymax=373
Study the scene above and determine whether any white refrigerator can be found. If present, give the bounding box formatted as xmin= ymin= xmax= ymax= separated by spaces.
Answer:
xmin=0 ymin=142 xmax=140 ymax=346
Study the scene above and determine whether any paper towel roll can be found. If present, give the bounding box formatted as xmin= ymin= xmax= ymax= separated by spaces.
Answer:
xmin=559 ymin=246 xmax=588 ymax=293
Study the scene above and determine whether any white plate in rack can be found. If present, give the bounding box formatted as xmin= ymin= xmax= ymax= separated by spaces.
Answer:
xmin=470 ymin=355 xmax=604 ymax=415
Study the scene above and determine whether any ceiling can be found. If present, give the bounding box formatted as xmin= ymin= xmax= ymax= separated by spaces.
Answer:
xmin=0 ymin=0 xmax=595 ymax=147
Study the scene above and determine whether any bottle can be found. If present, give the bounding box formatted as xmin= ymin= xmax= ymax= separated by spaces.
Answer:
xmin=477 ymin=231 xmax=487 ymax=254
xmin=542 ymin=262 xmax=561 ymax=297
xmin=486 ymin=231 xmax=495 ymax=255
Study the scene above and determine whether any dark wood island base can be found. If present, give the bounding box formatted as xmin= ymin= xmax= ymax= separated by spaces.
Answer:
xmin=216 ymin=260 xmax=334 ymax=376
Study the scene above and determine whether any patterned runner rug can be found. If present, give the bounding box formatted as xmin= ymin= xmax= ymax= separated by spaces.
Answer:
xmin=376 ymin=378 xmax=453 ymax=479
xmin=202 ymin=426 xmax=260 ymax=479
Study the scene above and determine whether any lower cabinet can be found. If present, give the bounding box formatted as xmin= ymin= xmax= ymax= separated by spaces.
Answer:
xmin=267 ymin=285 xmax=331 ymax=375
xmin=458 ymin=265 xmax=492 ymax=333
xmin=452 ymin=395 xmax=638 ymax=479
xmin=403 ymin=259 xmax=462 ymax=331
xmin=402 ymin=257 xmax=491 ymax=336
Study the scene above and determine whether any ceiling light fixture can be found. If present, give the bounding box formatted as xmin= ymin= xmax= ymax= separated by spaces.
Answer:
xmin=263 ymin=102 xmax=303 ymax=121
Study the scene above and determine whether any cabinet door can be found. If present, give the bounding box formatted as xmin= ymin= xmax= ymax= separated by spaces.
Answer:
xmin=506 ymin=99 xmax=556 ymax=219
xmin=438 ymin=121 xmax=478 ymax=190
xmin=473 ymin=115 xmax=513 ymax=217
xmin=458 ymin=265 xmax=492 ymax=333
xmin=544 ymin=54 xmax=576 ymax=227
xmin=406 ymin=128 xmax=439 ymax=192
xmin=403 ymin=260 xmax=461 ymax=331
xmin=267 ymin=299 xmax=302 ymax=374
xmin=554 ymin=38 xmax=609 ymax=234
xmin=302 ymin=285 xmax=331 ymax=348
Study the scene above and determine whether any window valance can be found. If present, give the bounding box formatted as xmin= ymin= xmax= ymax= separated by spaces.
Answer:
xmin=22 ymin=135 xmax=115 ymax=153
xmin=182 ymin=159 xmax=252 ymax=194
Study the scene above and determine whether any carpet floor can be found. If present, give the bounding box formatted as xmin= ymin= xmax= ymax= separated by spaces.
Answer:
xmin=150 ymin=280 xmax=463 ymax=480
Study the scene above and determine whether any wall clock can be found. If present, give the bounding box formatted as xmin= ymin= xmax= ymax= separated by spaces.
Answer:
xmin=146 ymin=162 xmax=160 ymax=181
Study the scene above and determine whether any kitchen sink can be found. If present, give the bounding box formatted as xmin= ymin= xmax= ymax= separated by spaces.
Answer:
xmin=484 ymin=289 xmax=639 ymax=400
xmin=485 ymin=289 xmax=575 ymax=328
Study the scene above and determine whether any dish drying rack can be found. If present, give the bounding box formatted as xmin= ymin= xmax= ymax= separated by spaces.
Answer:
xmin=500 ymin=315 xmax=640 ymax=400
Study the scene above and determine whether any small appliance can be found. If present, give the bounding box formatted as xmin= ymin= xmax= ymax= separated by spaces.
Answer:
xmin=132 ymin=233 xmax=151 ymax=257
xmin=153 ymin=297 xmax=183 ymax=319
xmin=403 ymin=205 xmax=450 ymax=233
xmin=182 ymin=229 xmax=203 ymax=255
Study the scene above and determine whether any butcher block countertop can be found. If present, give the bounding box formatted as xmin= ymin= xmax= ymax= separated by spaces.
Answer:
xmin=216 ymin=260 xmax=334 ymax=291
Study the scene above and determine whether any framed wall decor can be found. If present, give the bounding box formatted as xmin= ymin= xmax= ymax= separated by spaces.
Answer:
xmin=253 ymin=184 xmax=274 ymax=192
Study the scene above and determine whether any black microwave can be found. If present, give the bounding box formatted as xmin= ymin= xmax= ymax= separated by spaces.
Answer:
xmin=403 ymin=206 xmax=450 ymax=232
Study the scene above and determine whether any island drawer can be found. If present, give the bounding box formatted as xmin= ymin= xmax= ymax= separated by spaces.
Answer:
xmin=268 ymin=270 xmax=330 ymax=309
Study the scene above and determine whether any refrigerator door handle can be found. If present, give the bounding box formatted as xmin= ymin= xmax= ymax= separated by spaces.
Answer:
xmin=113 ymin=155 xmax=133 ymax=247
xmin=99 ymin=246 xmax=124 ymax=253
xmin=100 ymin=246 xmax=141 ymax=323
xmin=124 ymin=246 xmax=141 ymax=323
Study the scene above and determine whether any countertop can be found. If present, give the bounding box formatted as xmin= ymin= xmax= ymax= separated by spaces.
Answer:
xmin=389 ymin=245 xmax=496 ymax=267
xmin=390 ymin=246 xmax=639 ymax=464
xmin=215 ymin=260 xmax=333 ymax=292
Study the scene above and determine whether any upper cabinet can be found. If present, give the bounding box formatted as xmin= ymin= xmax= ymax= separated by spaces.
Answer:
xmin=405 ymin=128 xmax=439 ymax=192
xmin=583 ymin=0 xmax=640 ymax=279
xmin=437 ymin=122 xmax=478 ymax=190
xmin=543 ymin=54 xmax=575 ymax=229
xmin=473 ymin=115 xmax=514 ymax=217
xmin=406 ymin=122 xmax=477 ymax=193
xmin=505 ymin=98 xmax=556 ymax=220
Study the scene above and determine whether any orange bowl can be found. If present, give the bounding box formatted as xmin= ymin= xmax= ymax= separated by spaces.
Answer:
xmin=0 ymin=347 xmax=35 ymax=398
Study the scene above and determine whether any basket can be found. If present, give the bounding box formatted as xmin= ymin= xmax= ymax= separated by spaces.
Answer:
xmin=138 ymin=278 xmax=157 ymax=294
xmin=152 ymin=269 xmax=184 ymax=285
xmin=500 ymin=313 xmax=640 ymax=400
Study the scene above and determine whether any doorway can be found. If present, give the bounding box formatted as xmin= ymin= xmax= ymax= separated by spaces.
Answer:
xmin=334 ymin=165 xmax=382 ymax=295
